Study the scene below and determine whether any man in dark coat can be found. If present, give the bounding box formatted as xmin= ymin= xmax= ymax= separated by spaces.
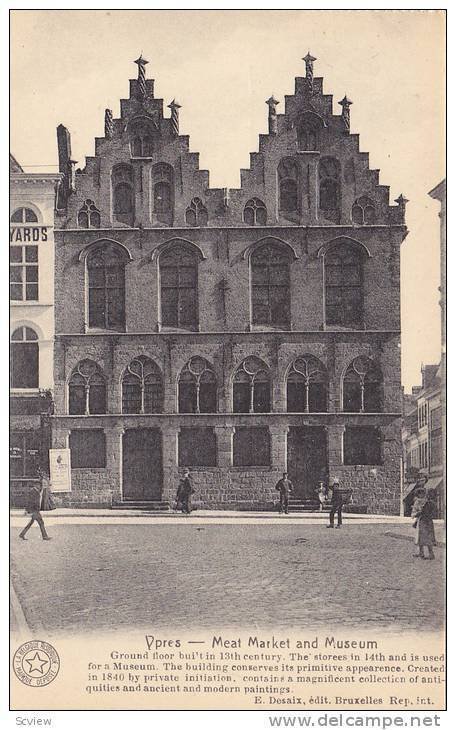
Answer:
xmin=275 ymin=472 xmax=293 ymax=514
xmin=19 ymin=469 xmax=51 ymax=540
xmin=176 ymin=469 xmax=194 ymax=514
xmin=327 ymin=477 xmax=345 ymax=528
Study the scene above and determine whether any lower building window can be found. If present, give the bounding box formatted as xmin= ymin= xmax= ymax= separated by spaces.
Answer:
xmin=343 ymin=426 xmax=382 ymax=465
xmin=178 ymin=427 xmax=216 ymax=467
xmin=69 ymin=430 xmax=106 ymax=468
xmin=233 ymin=426 xmax=270 ymax=467
xmin=10 ymin=431 xmax=41 ymax=478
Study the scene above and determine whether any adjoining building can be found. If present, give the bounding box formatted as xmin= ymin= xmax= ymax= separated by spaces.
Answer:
xmin=10 ymin=154 xmax=61 ymax=506
xmin=50 ymin=55 xmax=407 ymax=512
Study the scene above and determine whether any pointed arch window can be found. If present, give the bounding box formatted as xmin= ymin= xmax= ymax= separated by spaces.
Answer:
xmin=68 ymin=359 xmax=106 ymax=415
xmin=129 ymin=119 xmax=156 ymax=157
xmin=160 ymin=243 xmax=199 ymax=329
xmin=343 ymin=356 xmax=382 ymax=413
xmin=278 ymin=158 xmax=300 ymax=214
xmin=78 ymin=199 xmax=101 ymax=228
xmin=319 ymin=157 xmax=341 ymax=222
xmin=325 ymin=242 xmax=363 ymax=326
xmin=244 ymin=198 xmax=267 ymax=226
xmin=185 ymin=198 xmax=208 ymax=227
xmin=178 ymin=357 xmax=217 ymax=413
xmin=296 ymin=113 xmax=322 ymax=151
xmin=251 ymin=242 xmax=291 ymax=328
xmin=287 ymin=356 xmax=327 ymax=412
xmin=87 ymin=243 xmax=127 ymax=330
xmin=122 ymin=356 xmax=163 ymax=414
xmin=153 ymin=163 xmax=174 ymax=224
xmin=11 ymin=326 xmax=39 ymax=389
xmin=233 ymin=357 xmax=271 ymax=413
xmin=112 ymin=164 xmax=134 ymax=225
xmin=352 ymin=196 xmax=376 ymax=225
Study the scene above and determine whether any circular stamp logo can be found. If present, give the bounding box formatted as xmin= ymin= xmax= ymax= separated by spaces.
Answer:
xmin=13 ymin=640 xmax=60 ymax=687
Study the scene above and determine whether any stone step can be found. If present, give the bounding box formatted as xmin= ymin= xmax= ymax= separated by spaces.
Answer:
xmin=111 ymin=501 xmax=170 ymax=511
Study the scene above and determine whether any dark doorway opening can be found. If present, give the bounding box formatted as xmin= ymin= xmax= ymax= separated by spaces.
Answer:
xmin=287 ymin=426 xmax=328 ymax=499
xmin=122 ymin=428 xmax=162 ymax=501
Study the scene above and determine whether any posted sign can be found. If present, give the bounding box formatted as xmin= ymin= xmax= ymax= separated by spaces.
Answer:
xmin=49 ymin=448 xmax=71 ymax=493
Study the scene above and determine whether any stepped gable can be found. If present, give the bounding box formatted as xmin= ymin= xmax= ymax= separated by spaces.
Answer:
xmin=55 ymin=53 xmax=406 ymax=229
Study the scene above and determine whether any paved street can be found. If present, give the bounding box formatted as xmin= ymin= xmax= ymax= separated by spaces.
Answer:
xmin=11 ymin=520 xmax=444 ymax=635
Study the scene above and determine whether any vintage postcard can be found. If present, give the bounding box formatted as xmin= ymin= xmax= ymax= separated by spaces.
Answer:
xmin=9 ymin=8 xmax=446 ymax=715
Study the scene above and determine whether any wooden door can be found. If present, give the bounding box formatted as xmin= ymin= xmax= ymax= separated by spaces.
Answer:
xmin=122 ymin=428 xmax=162 ymax=501
xmin=287 ymin=426 xmax=328 ymax=499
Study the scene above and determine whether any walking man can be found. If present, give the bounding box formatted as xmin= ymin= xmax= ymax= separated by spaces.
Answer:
xmin=327 ymin=477 xmax=344 ymax=528
xmin=275 ymin=472 xmax=293 ymax=514
xmin=19 ymin=468 xmax=51 ymax=541
xmin=176 ymin=469 xmax=194 ymax=514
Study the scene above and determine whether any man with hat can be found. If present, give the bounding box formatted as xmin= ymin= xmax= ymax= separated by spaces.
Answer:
xmin=327 ymin=476 xmax=345 ymax=528
xmin=275 ymin=472 xmax=294 ymax=514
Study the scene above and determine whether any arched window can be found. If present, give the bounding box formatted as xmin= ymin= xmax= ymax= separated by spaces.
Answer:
xmin=10 ymin=326 xmax=38 ymax=389
xmin=296 ymin=113 xmax=322 ymax=151
xmin=233 ymin=357 xmax=271 ymax=413
xmin=122 ymin=356 xmax=163 ymax=414
xmin=129 ymin=118 xmax=156 ymax=157
xmin=319 ymin=157 xmax=341 ymax=222
xmin=87 ymin=243 xmax=127 ymax=330
xmin=325 ymin=242 xmax=363 ymax=326
xmin=178 ymin=357 xmax=217 ymax=413
xmin=343 ymin=356 xmax=382 ymax=413
xmin=160 ymin=243 xmax=199 ymax=329
xmin=185 ymin=198 xmax=208 ymax=227
xmin=10 ymin=207 xmax=38 ymax=223
xmin=251 ymin=242 xmax=291 ymax=328
xmin=153 ymin=163 xmax=174 ymax=224
xmin=278 ymin=158 xmax=300 ymax=214
xmin=112 ymin=164 xmax=134 ymax=225
xmin=352 ymin=196 xmax=376 ymax=225
xmin=78 ymin=199 xmax=101 ymax=228
xmin=287 ymin=356 xmax=327 ymax=412
xmin=243 ymin=198 xmax=267 ymax=226
xmin=68 ymin=359 xmax=106 ymax=415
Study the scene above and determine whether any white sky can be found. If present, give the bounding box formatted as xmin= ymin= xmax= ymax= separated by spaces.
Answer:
xmin=10 ymin=10 xmax=445 ymax=391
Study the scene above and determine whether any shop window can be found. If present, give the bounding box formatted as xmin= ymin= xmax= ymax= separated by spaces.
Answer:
xmin=122 ymin=356 xmax=163 ymax=414
xmin=178 ymin=427 xmax=217 ymax=467
xmin=112 ymin=164 xmax=134 ymax=225
xmin=343 ymin=356 xmax=382 ymax=412
xmin=278 ymin=158 xmax=300 ymax=214
xmin=251 ymin=242 xmax=291 ymax=328
xmin=325 ymin=242 xmax=363 ymax=326
xmin=185 ymin=198 xmax=208 ymax=227
xmin=243 ymin=198 xmax=267 ymax=226
xmin=160 ymin=243 xmax=198 ymax=329
xmin=343 ymin=426 xmax=382 ymax=465
xmin=352 ymin=196 xmax=376 ymax=225
xmin=319 ymin=157 xmax=341 ymax=222
xmin=233 ymin=427 xmax=270 ymax=466
xmin=153 ymin=163 xmax=174 ymax=224
xmin=78 ymin=199 xmax=101 ymax=228
xmin=10 ymin=431 xmax=41 ymax=479
xmin=87 ymin=242 xmax=127 ymax=330
xmin=69 ymin=430 xmax=106 ymax=468
xmin=68 ymin=360 xmax=106 ymax=415
xmin=287 ymin=356 xmax=327 ymax=412
xmin=233 ymin=357 xmax=271 ymax=413
xmin=178 ymin=357 xmax=217 ymax=413
xmin=10 ymin=326 xmax=39 ymax=389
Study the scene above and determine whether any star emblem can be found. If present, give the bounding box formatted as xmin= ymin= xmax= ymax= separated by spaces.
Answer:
xmin=25 ymin=651 xmax=49 ymax=675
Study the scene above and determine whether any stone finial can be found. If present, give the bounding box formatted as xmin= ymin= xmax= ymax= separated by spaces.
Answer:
xmin=266 ymin=95 xmax=279 ymax=135
xmin=338 ymin=95 xmax=353 ymax=133
xmin=395 ymin=194 xmax=409 ymax=222
xmin=168 ymin=99 xmax=181 ymax=136
xmin=134 ymin=54 xmax=149 ymax=100
xmin=303 ymin=52 xmax=317 ymax=91
xmin=104 ymin=109 xmax=114 ymax=139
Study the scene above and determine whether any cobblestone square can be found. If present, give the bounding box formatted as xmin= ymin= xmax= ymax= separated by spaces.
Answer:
xmin=11 ymin=521 xmax=444 ymax=635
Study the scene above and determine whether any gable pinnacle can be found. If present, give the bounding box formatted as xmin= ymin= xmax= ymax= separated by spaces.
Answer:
xmin=395 ymin=194 xmax=409 ymax=223
xmin=168 ymin=99 xmax=181 ymax=136
xmin=134 ymin=54 xmax=149 ymax=99
xmin=266 ymin=95 xmax=279 ymax=135
xmin=338 ymin=95 xmax=353 ymax=133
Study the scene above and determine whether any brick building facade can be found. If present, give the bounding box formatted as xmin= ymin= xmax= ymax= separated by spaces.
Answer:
xmin=50 ymin=55 xmax=407 ymax=513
